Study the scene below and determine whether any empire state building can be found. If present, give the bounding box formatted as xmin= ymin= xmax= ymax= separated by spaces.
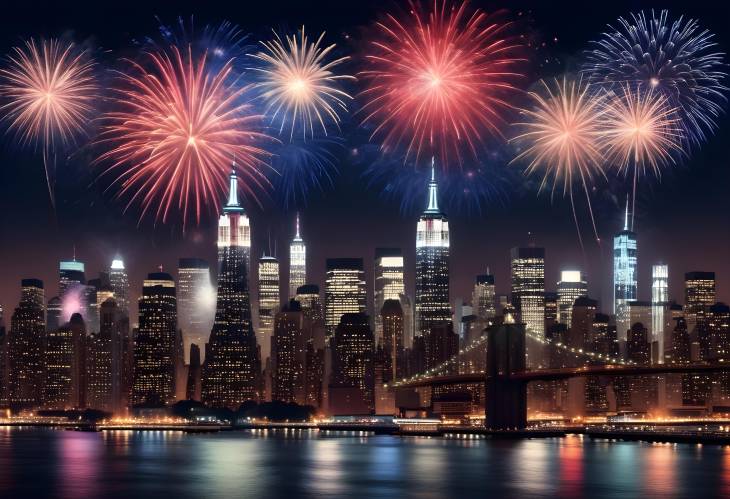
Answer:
xmin=202 ymin=168 xmax=260 ymax=407
xmin=415 ymin=163 xmax=451 ymax=337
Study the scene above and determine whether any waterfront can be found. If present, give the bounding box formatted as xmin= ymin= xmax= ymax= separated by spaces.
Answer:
xmin=2 ymin=428 xmax=730 ymax=498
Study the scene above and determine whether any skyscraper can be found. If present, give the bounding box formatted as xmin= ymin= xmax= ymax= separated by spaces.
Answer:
xmin=325 ymin=258 xmax=366 ymax=339
xmin=472 ymin=272 xmax=496 ymax=329
xmin=684 ymin=271 xmax=716 ymax=330
xmin=131 ymin=272 xmax=178 ymax=406
xmin=7 ymin=279 xmax=45 ymax=409
xmin=109 ymin=258 xmax=130 ymax=317
xmin=272 ymin=300 xmax=307 ymax=404
xmin=329 ymin=313 xmax=375 ymax=415
xmin=415 ymin=164 xmax=450 ymax=337
xmin=373 ymin=248 xmax=405 ymax=346
xmin=651 ymin=264 xmax=669 ymax=360
xmin=43 ymin=313 xmax=85 ymax=410
xmin=289 ymin=214 xmax=306 ymax=298
xmin=177 ymin=258 xmax=215 ymax=362
xmin=510 ymin=247 xmax=546 ymax=337
xmin=557 ymin=270 xmax=588 ymax=328
xmin=203 ymin=169 xmax=260 ymax=408
xmin=613 ymin=201 xmax=638 ymax=342
xmin=59 ymin=258 xmax=92 ymax=326
xmin=258 ymin=255 xmax=281 ymax=362
xmin=380 ymin=299 xmax=405 ymax=382
xmin=88 ymin=298 xmax=125 ymax=413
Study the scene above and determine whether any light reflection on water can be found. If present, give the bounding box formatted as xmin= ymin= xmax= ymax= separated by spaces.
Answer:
xmin=1 ymin=428 xmax=730 ymax=498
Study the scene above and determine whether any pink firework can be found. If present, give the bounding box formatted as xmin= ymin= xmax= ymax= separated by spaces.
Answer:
xmin=97 ymin=45 xmax=271 ymax=228
xmin=359 ymin=0 xmax=525 ymax=167
xmin=0 ymin=38 xmax=97 ymax=203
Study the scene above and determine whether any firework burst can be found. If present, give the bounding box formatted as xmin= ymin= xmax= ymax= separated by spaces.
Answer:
xmin=251 ymin=27 xmax=354 ymax=140
xmin=583 ymin=9 xmax=728 ymax=145
xmin=359 ymin=0 xmax=525 ymax=167
xmin=96 ymin=45 xmax=271 ymax=228
xmin=0 ymin=38 xmax=98 ymax=204
xmin=512 ymin=77 xmax=607 ymax=245
xmin=599 ymin=84 xmax=683 ymax=228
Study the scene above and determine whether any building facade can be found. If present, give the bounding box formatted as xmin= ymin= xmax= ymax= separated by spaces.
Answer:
xmin=324 ymin=258 xmax=366 ymax=339
xmin=510 ymin=247 xmax=546 ymax=337
xmin=613 ymin=202 xmax=638 ymax=342
xmin=177 ymin=258 xmax=214 ymax=363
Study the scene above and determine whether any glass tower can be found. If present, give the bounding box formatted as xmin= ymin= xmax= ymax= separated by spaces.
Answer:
xmin=258 ymin=255 xmax=280 ymax=362
xmin=613 ymin=200 xmax=637 ymax=342
xmin=651 ymin=264 xmax=669 ymax=361
xmin=415 ymin=163 xmax=450 ymax=337
xmin=557 ymin=270 xmax=588 ymax=328
xmin=510 ymin=247 xmax=546 ymax=337
xmin=325 ymin=258 xmax=367 ymax=339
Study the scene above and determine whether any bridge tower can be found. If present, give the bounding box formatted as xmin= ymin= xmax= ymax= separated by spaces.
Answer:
xmin=486 ymin=316 xmax=527 ymax=430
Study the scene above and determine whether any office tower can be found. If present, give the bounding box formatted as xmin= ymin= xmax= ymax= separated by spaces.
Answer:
xmin=329 ymin=313 xmax=375 ymax=415
xmin=400 ymin=293 xmax=415 ymax=349
xmin=46 ymin=296 xmax=62 ymax=333
xmin=424 ymin=323 xmax=458 ymax=371
xmin=43 ymin=313 xmax=85 ymax=410
xmin=613 ymin=201 xmax=638 ymax=342
xmin=472 ymin=272 xmax=496 ymax=329
xmin=296 ymin=284 xmax=323 ymax=325
xmin=258 ymin=255 xmax=280 ymax=362
xmin=381 ymin=299 xmax=405 ymax=382
xmin=557 ymin=270 xmax=588 ymax=328
xmin=58 ymin=258 xmax=93 ymax=326
xmin=510 ymin=247 xmax=546 ymax=337
xmin=568 ymin=297 xmax=598 ymax=354
xmin=87 ymin=299 xmax=125 ymax=413
xmin=93 ymin=280 xmax=114 ymax=332
xmin=289 ymin=214 xmax=307 ymax=298
xmin=325 ymin=258 xmax=366 ymax=339
xmin=684 ymin=271 xmax=716 ymax=329
xmin=203 ymin=169 xmax=259 ymax=408
xmin=7 ymin=279 xmax=46 ymax=409
xmin=272 ymin=300 xmax=307 ymax=404
xmin=650 ymin=264 xmax=669 ymax=361
xmin=628 ymin=301 xmax=652 ymax=331
xmin=109 ymin=258 xmax=130 ymax=317
xmin=177 ymin=258 xmax=215 ymax=363
xmin=708 ymin=303 xmax=730 ymax=360
xmin=627 ymin=322 xmax=651 ymax=365
xmin=415 ymin=165 xmax=450 ymax=339
xmin=59 ymin=258 xmax=85 ymax=296
xmin=544 ymin=292 xmax=558 ymax=333
xmin=373 ymin=248 xmax=405 ymax=345
xmin=186 ymin=344 xmax=202 ymax=401
xmin=131 ymin=272 xmax=178 ymax=406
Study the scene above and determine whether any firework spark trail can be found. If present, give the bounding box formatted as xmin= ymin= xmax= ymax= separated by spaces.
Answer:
xmin=0 ymin=38 xmax=97 ymax=205
xmin=512 ymin=77 xmax=607 ymax=247
xmin=251 ymin=27 xmax=354 ymax=141
xmin=598 ymin=84 xmax=683 ymax=229
xmin=583 ymin=9 xmax=728 ymax=145
xmin=359 ymin=0 xmax=526 ymax=167
xmin=96 ymin=45 xmax=271 ymax=229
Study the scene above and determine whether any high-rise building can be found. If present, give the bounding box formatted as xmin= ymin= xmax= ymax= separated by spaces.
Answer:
xmin=510 ymin=247 xmax=546 ymax=337
xmin=7 ymin=279 xmax=46 ymax=409
xmin=415 ymin=165 xmax=450 ymax=338
xmin=177 ymin=258 xmax=215 ymax=363
xmin=296 ymin=284 xmax=323 ymax=325
xmin=186 ymin=344 xmax=202 ymax=401
xmin=424 ymin=323 xmax=458 ymax=371
xmin=651 ymin=264 xmax=669 ymax=360
xmin=43 ymin=313 xmax=85 ymax=410
xmin=203 ymin=169 xmax=260 ymax=408
xmin=380 ymin=299 xmax=405 ymax=382
xmin=258 ymin=255 xmax=280 ymax=362
xmin=88 ymin=298 xmax=125 ymax=413
xmin=544 ymin=292 xmax=559 ymax=333
xmin=46 ymin=296 xmax=62 ymax=333
xmin=472 ymin=272 xmax=496 ymax=329
xmin=109 ymin=258 xmax=130 ymax=317
xmin=272 ymin=300 xmax=307 ymax=404
xmin=708 ymin=303 xmax=730 ymax=361
xmin=373 ymin=248 xmax=405 ymax=346
xmin=613 ymin=201 xmax=638 ymax=342
xmin=325 ymin=258 xmax=366 ymax=339
xmin=59 ymin=258 xmax=92 ymax=326
xmin=131 ymin=272 xmax=178 ymax=406
xmin=557 ymin=270 xmax=588 ymax=328
xmin=684 ymin=271 xmax=716 ymax=330
xmin=329 ymin=313 xmax=375 ymax=415
xmin=289 ymin=214 xmax=306 ymax=299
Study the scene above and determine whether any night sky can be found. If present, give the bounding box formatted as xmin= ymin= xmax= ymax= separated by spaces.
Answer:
xmin=1 ymin=0 xmax=729 ymax=322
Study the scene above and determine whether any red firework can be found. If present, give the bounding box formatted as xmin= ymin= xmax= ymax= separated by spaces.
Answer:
xmin=359 ymin=0 xmax=525 ymax=167
xmin=97 ymin=45 xmax=271 ymax=228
